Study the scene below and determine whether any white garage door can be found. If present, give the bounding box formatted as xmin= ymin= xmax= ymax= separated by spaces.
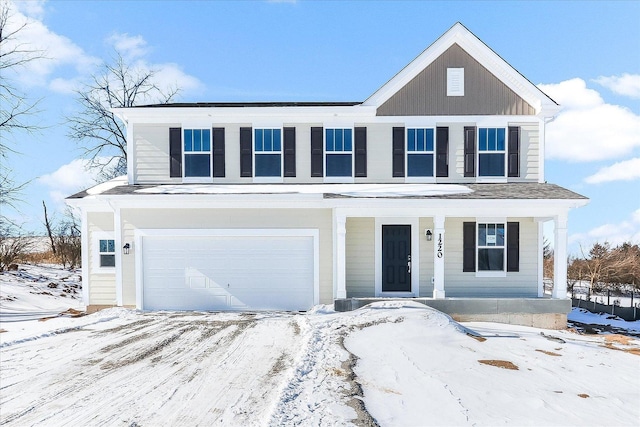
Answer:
xmin=141 ymin=233 xmax=315 ymax=311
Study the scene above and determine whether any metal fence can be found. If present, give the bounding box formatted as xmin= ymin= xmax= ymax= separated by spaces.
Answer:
xmin=572 ymin=298 xmax=640 ymax=322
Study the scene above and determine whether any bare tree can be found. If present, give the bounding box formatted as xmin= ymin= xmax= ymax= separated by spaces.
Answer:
xmin=41 ymin=201 xmax=81 ymax=269
xmin=43 ymin=200 xmax=56 ymax=255
xmin=0 ymin=0 xmax=43 ymax=154
xmin=542 ymin=238 xmax=553 ymax=279
xmin=0 ymin=0 xmax=43 ymax=220
xmin=67 ymin=52 xmax=179 ymax=180
xmin=53 ymin=208 xmax=81 ymax=269
xmin=0 ymin=219 xmax=33 ymax=271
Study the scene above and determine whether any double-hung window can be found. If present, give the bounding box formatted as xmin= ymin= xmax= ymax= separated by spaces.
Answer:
xmin=478 ymin=128 xmax=506 ymax=177
xmin=93 ymin=231 xmax=115 ymax=272
xmin=184 ymin=129 xmax=211 ymax=177
xmin=325 ymin=128 xmax=352 ymax=177
xmin=407 ymin=128 xmax=435 ymax=177
xmin=477 ymin=223 xmax=505 ymax=271
xmin=99 ymin=239 xmax=115 ymax=267
xmin=254 ymin=128 xmax=282 ymax=177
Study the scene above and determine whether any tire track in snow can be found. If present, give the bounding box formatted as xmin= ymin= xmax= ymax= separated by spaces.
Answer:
xmin=268 ymin=313 xmax=383 ymax=426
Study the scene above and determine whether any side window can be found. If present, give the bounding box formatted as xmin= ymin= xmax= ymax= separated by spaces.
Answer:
xmin=254 ymin=128 xmax=282 ymax=177
xmin=406 ymin=128 xmax=435 ymax=177
xmin=325 ymin=128 xmax=352 ymax=177
xmin=98 ymin=239 xmax=115 ymax=268
xmin=478 ymin=128 xmax=506 ymax=177
xmin=477 ymin=223 xmax=505 ymax=271
xmin=184 ymin=129 xmax=211 ymax=177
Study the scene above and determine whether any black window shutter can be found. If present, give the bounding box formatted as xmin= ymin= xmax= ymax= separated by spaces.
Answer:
xmin=354 ymin=127 xmax=367 ymax=177
xmin=169 ymin=127 xmax=182 ymax=178
xmin=392 ymin=127 xmax=405 ymax=177
xmin=464 ymin=126 xmax=476 ymax=177
xmin=283 ymin=127 xmax=296 ymax=177
xmin=311 ymin=126 xmax=323 ymax=177
xmin=508 ymin=126 xmax=520 ymax=178
xmin=436 ymin=126 xmax=449 ymax=177
xmin=463 ymin=222 xmax=476 ymax=272
xmin=507 ymin=222 xmax=520 ymax=272
xmin=240 ymin=127 xmax=252 ymax=177
xmin=212 ymin=127 xmax=225 ymax=178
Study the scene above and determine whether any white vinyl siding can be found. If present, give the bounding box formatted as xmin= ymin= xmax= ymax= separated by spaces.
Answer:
xmin=444 ymin=217 xmax=538 ymax=297
xmin=346 ymin=218 xmax=375 ymax=297
xmin=518 ymin=122 xmax=539 ymax=181
xmin=418 ymin=217 xmax=435 ymax=296
xmin=134 ymin=124 xmax=178 ymax=184
xmin=129 ymin=121 xmax=540 ymax=185
xmin=87 ymin=212 xmax=116 ymax=305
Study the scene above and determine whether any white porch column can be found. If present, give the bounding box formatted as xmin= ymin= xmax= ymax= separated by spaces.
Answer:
xmin=552 ymin=213 xmax=568 ymax=299
xmin=80 ymin=209 xmax=90 ymax=306
xmin=335 ymin=214 xmax=347 ymax=299
xmin=114 ymin=207 xmax=124 ymax=306
xmin=433 ymin=215 xmax=446 ymax=299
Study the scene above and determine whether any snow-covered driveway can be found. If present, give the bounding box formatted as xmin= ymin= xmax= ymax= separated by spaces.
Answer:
xmin=1 ymin=310 xmax=308 ymax=426
xmin=1 ymin=302 xmax=639 ymax=426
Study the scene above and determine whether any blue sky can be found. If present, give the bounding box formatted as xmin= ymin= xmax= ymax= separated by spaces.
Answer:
xmin=3 ymin=0 xmax=640 ymax=253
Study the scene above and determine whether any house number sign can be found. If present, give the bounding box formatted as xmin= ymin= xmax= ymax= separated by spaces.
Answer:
xmin=437 ymin=233 xmax=444 ymax=258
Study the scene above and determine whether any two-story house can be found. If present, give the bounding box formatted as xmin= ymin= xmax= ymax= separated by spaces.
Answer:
xmin=68 ymin=23 xmax=588 ymax=328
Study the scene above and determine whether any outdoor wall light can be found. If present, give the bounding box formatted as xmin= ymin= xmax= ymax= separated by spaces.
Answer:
xmin=123 ymin=243 xmax=131 ymax=255
xmin=425 ymin=229 xmax=433 ymax=241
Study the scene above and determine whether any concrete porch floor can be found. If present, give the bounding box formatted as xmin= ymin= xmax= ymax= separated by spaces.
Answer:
xmin=334 ymin=297 xmax=572 ymax=329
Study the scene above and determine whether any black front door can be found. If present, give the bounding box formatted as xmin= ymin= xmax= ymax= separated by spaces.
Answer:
xmin=382 ymin=225 xmax=411 ymax=292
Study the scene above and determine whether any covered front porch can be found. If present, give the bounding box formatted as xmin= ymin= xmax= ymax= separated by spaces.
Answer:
xmin=332 ymin=210 xmax=573 ymax=301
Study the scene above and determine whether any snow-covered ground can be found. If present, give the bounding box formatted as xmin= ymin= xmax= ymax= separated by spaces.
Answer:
xmin=1 ymin=265 xmax=639 ymax=426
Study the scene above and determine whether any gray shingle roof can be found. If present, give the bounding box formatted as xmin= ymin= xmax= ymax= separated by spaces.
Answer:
xmin=67 ymin=182 xmax=587 ymax=200
xmin=133 ymin=101 xmax=362 ymax=108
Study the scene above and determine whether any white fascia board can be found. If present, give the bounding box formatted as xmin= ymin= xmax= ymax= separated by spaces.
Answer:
xmin=65 ymin=197 xmax=114 ymax=212
xmin=99 ymin=192 xmax=587 ymax=216
xmin=102 ymin=192 xmax=327 ymax=210
xmin=363 ymin=23 xmax=558 ymax=117
xmin=111 ymin=105 xmax=376 ymax=125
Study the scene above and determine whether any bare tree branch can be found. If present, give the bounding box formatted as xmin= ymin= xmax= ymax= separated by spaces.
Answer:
xmin=0 ymin=0 xmax=44 ymax=154
xmin=0 ymin=0 xmax=44 ymax=223
xmin=66 ymin=51 xmax=180 ymax=181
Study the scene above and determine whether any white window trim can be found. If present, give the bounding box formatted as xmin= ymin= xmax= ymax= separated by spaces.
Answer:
xmin=477 ymin=126 xmax=508 ymax=182
xmin=182 ymin=128 xmax=213 ymax=181
xmin=405 ymin=127 xmax=436 ymax=183
xmin=475 ymin=219 xmax=507 ymax=278
xmin=374 ymin=217 xmax=420 ymax=297
xmin=323 ymin=127 xmax=355 ymax=183
xmin=93 ymin=231 xmax=116 ymax=274
xmin=253 ymin=127 xmax=284 ymax=183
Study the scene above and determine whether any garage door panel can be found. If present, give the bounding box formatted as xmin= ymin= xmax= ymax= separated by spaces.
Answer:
xmin=142 ymin=234 xmax=314 ymax=311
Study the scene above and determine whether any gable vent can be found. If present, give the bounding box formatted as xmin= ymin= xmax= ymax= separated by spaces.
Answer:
xmin=447 ymin=67 xmax=464 ymax=96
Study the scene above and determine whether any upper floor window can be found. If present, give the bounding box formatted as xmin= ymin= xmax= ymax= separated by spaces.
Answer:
xmin=325 ymin=128 xmax=352 ymax=177
xmin=477 ymin=223 xmax=505 ymax=271
xmin=184 ymin=129 xmax=211 ymax=177
xmin=407 ymin=128 xmax=435 ymax=177
xmin=254 ymin=128 xmax=282 ymax=177
xmin=478 ymin=128 xmax=505 ymax=177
